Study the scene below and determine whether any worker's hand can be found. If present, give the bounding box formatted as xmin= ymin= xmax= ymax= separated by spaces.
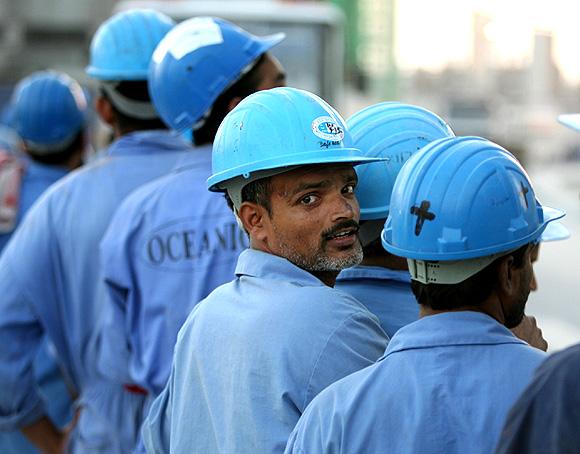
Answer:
xmin=511 ymin=315 xmax=548 ymax=352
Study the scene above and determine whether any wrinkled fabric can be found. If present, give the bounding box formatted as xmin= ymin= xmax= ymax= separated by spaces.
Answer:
xmin=97 ymin=145 xmax=246 ymax=396
xmin=0 ymin=130 xmax=192 ymax=453
xmin=496 ymin=343 xmax=580 ymax=454
xmin=143 ymin=249 xmax=389 ymax=454
xmin=286 ymin=312 xmax=546 ymax=454
xmin=336 ymin=265 xmax=418 ymax=337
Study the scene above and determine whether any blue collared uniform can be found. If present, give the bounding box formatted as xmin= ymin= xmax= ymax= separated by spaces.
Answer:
xmin=97 ymin=144 xmax=247 ymax=396
xmin=335 ymin=265 xmax=418 ymax=337
xmin=285 ymin=312 xmax=546 ymax=454
xmin=143 ymin=249 xmax=389 ymax=453
xmin=496 ymin=343 xmax=580 ymax=454
xmin=0 ymin=130 xmax=191 ymax=453
xmin=0 ymin=159 xmax=73 ymax=453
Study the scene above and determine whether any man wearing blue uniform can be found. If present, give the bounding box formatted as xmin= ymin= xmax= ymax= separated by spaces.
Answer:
xmin=335 ymin=102 xmax=454 ymax=337
xmin=285 ymin=136 xmax=568 ymax=454
xmin=143 ymin=87 xmax=390 ymax=453
xmin=0 ymin=70 xmax=87 ymax=453
xmin=0 ymin=9 xmax=192 ymax=453
xmin=96 ymin=17 xmax=286 ymax=398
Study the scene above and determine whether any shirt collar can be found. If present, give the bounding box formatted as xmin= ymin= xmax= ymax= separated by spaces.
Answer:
xmin=235 ymin=249 xmax=328 ymax=287
xmin=107 ymin=130 xmax=192 ymax=157
xmin=382 ymin=311 xmax=526 ymax=359
xmin=337 ymin=265 xmax=411 ymax=283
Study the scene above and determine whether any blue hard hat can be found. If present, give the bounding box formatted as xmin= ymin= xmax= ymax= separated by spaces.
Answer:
xmin=149 ymin=17 xmax=285 ymax=133
xmin=382 ymin=136 xmax=566 ymax=261
xmin=207 ymin=87 xmax=385 ymax=195
xmin=347 ymin=102 xmax=454 ymax=221
xmin=86 ymin=9 xmax=175 ymax=80
xmin=12 ymin=70 xmax=88 ymax=152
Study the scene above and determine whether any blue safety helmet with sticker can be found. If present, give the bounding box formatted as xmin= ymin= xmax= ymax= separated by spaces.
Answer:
xmin=382 ymin=136 xmax=567 ymax=262
xmin=207 ymin=87 xmax=386 ymax=208
xmin=86 ymin=9 xmax=175 ymax=81
xmin=149 ymin=16 xmax=285 ymax=133
xmin=12 ymin=70 xmax=88 ymax=153
xmin=347 ymin=102 xmax=455 ymax=221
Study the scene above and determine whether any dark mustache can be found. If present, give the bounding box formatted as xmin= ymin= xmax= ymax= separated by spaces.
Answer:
xmin=322 ymin=220 xmax=360 ymax=239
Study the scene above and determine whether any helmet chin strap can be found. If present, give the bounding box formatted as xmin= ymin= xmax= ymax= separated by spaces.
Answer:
xmin=100 ymin=82 xmax=158 ymax=120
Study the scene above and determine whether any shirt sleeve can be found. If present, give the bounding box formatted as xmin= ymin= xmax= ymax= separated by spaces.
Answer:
xmin=495 ymin=346 xmax=580 ymax=454
xmin=303 ymin=309 xmax=388 ymax=410
xmin=142 ymin=363 xmax=174 ymax=454
xmin=0 ymin=206 xmax=54 ymax=429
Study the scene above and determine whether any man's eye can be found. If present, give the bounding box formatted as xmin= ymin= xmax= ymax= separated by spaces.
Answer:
xmin=301 ymin=194 xmax=319 ymax=205
xmin=343 ymin=184 xmax=355 ymax=194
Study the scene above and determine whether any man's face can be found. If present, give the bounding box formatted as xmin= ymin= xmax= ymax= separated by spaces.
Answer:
xmin=504 ymin=245 xmax=534 ymax=328
xmin=255 ymin=53 xmax=286 ymax=90
xmin=262 ymin=164 xmax=363 ymax=272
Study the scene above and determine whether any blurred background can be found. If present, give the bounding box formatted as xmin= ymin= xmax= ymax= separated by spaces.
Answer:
xmin=0 ymin=0 xmax=578 ymax=349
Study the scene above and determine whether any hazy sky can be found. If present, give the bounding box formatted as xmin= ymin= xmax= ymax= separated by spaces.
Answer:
xmin=396 ymin=0 xmax=580 ymax=82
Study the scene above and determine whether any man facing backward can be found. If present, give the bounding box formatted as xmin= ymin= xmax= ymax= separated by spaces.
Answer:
xmin=285 ymin=136 xmax=568 ymax=454
xmin=0 ymin=70 xmax=87 ymax=454
xmin=142 ymin=87 xmax=390 ymax=453
xmin=95 ymin=17 xmax=287 ymax=402
xmin=0 ymin=9 xmax=194 ymax=454
xmin=336 ymin=102 xmax=554 ymax=348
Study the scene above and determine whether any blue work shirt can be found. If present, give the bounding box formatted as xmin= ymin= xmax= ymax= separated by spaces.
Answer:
xmin=0 ymin=159 xmax=74 ymax=453
xmin=496 ymin=343 xmax=580 ymax=454
xmin=143 ymin=249 xmax=389 ymax=454
xmin=97 ymin=144 xmax=247 ymax=396
xmin=285 ymin=312 xmax=546 ymax=454
xmin=0 ymin=130 xmax=192 ymax=453
xmin=335 ymin=265 xmax=418 ymax=337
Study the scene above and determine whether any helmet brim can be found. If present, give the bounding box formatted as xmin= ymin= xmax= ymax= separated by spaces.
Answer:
xmin=255 ymin=33 xmax=286 ymax=54
xmin=540 ymin=205 xmax=569 ymax=241
xmin=558 ymin=114 xmax=580 ymax=132
xmin=381 ymin=204 xmax=567 ymax=261
xmin=207 ymin=149 xmax=386 ymax=192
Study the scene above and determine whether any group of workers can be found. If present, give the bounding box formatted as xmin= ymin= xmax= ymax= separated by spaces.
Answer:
xmin=0 ymin=6 xmax=577 ymax=454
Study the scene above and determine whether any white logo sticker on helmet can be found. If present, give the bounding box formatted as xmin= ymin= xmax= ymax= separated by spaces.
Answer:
xmin=153 ymin=18 xmax=224 ymax=64
xmin=311 ymin=116 xmax=344 ymax=142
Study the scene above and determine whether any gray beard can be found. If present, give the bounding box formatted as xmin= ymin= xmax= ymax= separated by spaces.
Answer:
xmin=279 ymin=239 xmax=364 ymax=272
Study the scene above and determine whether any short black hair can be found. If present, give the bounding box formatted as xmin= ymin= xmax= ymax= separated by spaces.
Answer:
xmin=411 ymin=243 xmax=530 ymax=310
xmin=99 ymin=81 xmax=166 ymax=134
xmin=194 ymin=54 xmax=268 ymax=146
xmin=26 ymin=130 xmax=84 ymax=166
xmin=224 ymin=176 xmax=273 ymax=215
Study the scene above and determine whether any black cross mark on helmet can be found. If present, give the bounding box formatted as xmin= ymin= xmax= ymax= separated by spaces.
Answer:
xmin=410 ymin=200 xmax=436 ymax=236
xmin=519 ymin=181 xmax=530 ymax=209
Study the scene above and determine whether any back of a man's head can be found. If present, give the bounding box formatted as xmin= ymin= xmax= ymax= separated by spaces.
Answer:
xmin=148 ymin=17 xmax=286 ymax=145
xmin=12 ymin=70 xmax=88 ymax=168
xmin=86 ymin=9 xmax=175 ymax=136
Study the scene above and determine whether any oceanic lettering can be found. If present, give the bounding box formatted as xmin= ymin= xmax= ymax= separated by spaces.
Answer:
xmin=146 ymin=221 xmax=249 ymax=265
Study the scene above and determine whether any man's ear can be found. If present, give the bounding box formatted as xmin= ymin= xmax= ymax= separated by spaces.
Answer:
xmin=227 ymin=96 xmax=243 ymax=113
xmin=496 ymin=254 xmax=515 ymax=297
xmin=95 ymin=95 xmax=115 ymax=127
xmin=238 ymin=201 xmax=270 ymax=242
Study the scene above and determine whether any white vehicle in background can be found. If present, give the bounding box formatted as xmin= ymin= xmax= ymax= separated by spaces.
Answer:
xmin=114 ymin=0 xmax=346 ymax=108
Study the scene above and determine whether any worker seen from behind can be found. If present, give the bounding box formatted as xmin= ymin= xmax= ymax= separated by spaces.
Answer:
xmin=0 ymin=70 xmax=87 ymax=454
xmin=335 ymin=102 xmax=454 ymax=337
xmin=143 ymin=87 xmax=390 ymax=453
xmin=96 ymin=17 xmax=286 ymax=403
xmin=285 ymin=136 xmax=568 ymax=454
xmin=0 ymin=9 xmax=193 ymax=453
